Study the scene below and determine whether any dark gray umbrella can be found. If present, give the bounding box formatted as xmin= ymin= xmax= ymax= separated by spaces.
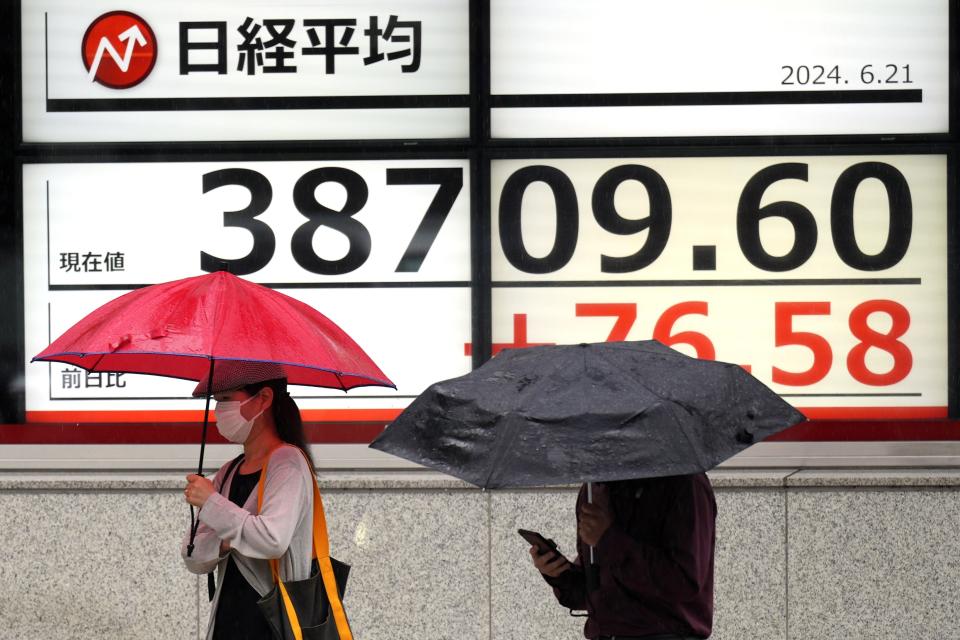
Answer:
xmin=370 ymin=340 xmax=804 ymax=489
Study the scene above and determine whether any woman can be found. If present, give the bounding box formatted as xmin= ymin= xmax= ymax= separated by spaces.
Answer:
xmin=181 ymin=363 xmax=317 ymax=640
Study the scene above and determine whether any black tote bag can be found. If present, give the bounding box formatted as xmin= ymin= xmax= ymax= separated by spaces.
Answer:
xmin=257 ymin=558 xmax=350 ymax=640
xmin=254 ymin=448 xmax=354 ymax=640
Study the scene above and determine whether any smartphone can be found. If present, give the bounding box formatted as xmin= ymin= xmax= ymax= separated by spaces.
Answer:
xmin=518 ymin=528 xmax=560 ymax=556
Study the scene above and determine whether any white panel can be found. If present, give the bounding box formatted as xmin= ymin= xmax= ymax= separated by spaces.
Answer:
xmin=22 ymin=0 xmax=470 ymax=141
xmin=22 ymin=159 xmax=473 ymax=418
xmin=491 ymin=0 xmax=950 ymax=137
xmin=490 ymin=154 xmax=948 ymax=417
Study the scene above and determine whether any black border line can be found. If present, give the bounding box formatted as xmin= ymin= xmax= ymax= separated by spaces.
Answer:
xmin=15 ymin=1 xmax=23 ymax=146
xmin=19 ymin=141 xmax=951 ymax=163
xmin=46 ymin=303 xmax=51 ymax=402
xmin=48 ymin=281 xmax=472 ymax=291
xmin=486 ymin=132 xmax=955 ymax=150
xmin=46 ymin=95 xmax=471 ymax=112
xmin=44 ymin=180 xmax=49 ymax=289
xmin=47 ymin=91 xmax=922 ymax=114
xmin=469 ymin=0 xmax=491 ymax=368
xmin=952 ymin=0 xmax=959 ymax=137
xmin=18 ymin=148 xmax=475 ymax=163
xmin=490 ymin=279 xmax=922 ymax=288
xmin=780 ymin=393 xmax=922 ymax=398
xmin=472 ymin=149 xmax=491 ymax=367
xmin=48 ymin=394 xmax=420 ymax=401
xmin=947 ymin=0 xmax=960 ymax=416
xmin=484 ymin=142 xmax=955 ymax=161
xmin=947 ymin=150 xmax=958 ymax=417
xmin=1 ymin=0 xmax=22 ymax=422
xmin=491 ymin=89 xmax=923 ymax=108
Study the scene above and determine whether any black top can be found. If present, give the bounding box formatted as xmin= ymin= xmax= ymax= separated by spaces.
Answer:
xmin=212 ymin=466 xmax=274 ymax=640
xmin=543 ymin=474 xmax=717 ymax=639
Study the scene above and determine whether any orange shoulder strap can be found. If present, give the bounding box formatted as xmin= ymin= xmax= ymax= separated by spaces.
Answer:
xmin=257 ymin=446 xmax=353 ymax=640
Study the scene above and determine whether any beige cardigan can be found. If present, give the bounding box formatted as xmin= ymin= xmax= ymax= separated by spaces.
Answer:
xmin=181 ymin=444 xmax=316 ymax=640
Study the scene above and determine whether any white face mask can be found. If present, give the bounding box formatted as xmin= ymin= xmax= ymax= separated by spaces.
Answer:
xmin=214 ymin=395 xmax=265 ymax=444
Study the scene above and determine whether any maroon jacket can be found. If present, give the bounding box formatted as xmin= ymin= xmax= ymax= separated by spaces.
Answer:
xmin=543 ymin=474 xmax=716 ymax=639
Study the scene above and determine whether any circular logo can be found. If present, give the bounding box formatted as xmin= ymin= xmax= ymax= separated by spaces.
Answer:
xmin=81 ymin=11 xmax=157 ymax=89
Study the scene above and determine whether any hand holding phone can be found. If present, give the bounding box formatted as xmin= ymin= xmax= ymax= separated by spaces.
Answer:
xmin=518 ymin=528 xmax=559 ymax=555
xmin=519 ymin=529 xmax=571 ymax=577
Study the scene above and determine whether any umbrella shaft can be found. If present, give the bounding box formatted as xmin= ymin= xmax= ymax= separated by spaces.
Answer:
xmin=585 ymin=480 xmax=599 ymax=593
xmin=586 ymin=482 xmax=595 ymax=563
xmin=187 ymin=361 xmax=216 ymax=557
xmin=197 ymin=360 xmax=216 ymax=475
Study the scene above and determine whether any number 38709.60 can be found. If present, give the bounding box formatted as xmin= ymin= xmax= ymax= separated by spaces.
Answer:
xmin=498 ymin=162 xmax=912 ymax=274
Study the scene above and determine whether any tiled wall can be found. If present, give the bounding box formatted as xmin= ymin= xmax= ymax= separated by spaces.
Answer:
xmin=1 ymin=470 xmax=958 ymax=640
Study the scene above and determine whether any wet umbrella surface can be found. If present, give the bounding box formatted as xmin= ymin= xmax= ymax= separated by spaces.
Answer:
xmin=371 ymin=340 xmax=804 ymax=489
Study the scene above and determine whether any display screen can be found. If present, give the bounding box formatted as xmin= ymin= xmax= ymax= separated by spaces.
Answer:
xmin=6 ymin=2 xmax=958 ymax=464
xmin=490 ymin=0 xmax=951 ymax=138
xmin=490 ymin=154 xmax=948 ymax=420
xmin=22 ymin=159 xmax=473 ymax=423
xmin=21 ymin=0 xmax=470 ymax=142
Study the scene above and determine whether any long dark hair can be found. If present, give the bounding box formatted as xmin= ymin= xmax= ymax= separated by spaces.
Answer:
xmin=243 ymin=378 xmax=316 ymax=470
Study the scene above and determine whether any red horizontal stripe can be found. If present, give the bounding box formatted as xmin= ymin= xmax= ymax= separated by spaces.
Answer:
xmin=798 ymin=406 xmax=948 ymax=420
xmin=2 ymin=418 xmax=958 ymax=445
xmin=25 ymin=409 xmax=404 ymax=423
xmin=27 ymin=406 xmax=946 ymax=424
xmin=767 ymin=420 xmax=960 ymax=442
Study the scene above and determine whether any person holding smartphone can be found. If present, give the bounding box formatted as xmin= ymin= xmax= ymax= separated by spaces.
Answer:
xmin=528 ymin=474 xmax=717 ymax=640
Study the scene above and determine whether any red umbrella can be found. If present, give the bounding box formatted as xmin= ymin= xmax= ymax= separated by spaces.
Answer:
xmin=32 ymin=270 xmax=394 ymax=554
xmin=33 ymin=270 xmax=393 ymax=391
